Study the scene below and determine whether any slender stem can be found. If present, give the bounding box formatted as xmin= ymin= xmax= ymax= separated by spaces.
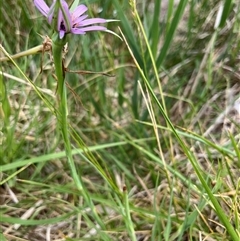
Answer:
xmin=51 ymin=33 xmax=83 ymax=192
xmin=51 ymin=33 xmax=108 ymax=234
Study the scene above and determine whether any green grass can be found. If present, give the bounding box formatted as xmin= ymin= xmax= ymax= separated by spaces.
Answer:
xmin=1 ymin=0 xmax=240 ymax=240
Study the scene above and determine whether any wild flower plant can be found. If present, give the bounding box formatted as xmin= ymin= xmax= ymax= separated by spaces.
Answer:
xmin=33 ymin=0 xmax=118 ymax=193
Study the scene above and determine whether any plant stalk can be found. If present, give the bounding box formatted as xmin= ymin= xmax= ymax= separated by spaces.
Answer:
xmin=51 ymin=33 xmax=108 ymax=235
xmin=52 ymin=33 xmax=83 ymax=192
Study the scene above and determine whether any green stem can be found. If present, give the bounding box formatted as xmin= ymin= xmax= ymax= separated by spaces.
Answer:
xmin=52 ymin=33 xmax=83 ymax=192
xmin=51 ymin=33 xmax=108 ymax=235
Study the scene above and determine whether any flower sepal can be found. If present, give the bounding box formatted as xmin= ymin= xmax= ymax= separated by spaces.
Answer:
xmin=51 ymin=31 xmax=67 ymax=46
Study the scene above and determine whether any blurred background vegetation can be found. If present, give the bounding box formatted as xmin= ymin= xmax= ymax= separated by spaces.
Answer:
xmin=0 ymin=0 xmax=240 ymax=240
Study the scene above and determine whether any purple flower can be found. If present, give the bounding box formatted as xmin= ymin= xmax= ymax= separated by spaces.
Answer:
xmin=34 ymin=0 xmax=115 ymax=39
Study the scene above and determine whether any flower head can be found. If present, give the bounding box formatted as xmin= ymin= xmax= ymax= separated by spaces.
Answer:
xmin=34 ymin=0 xmax=115 ymax=39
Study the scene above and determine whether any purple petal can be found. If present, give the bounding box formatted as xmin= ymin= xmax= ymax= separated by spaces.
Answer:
xmin=75 ymin=26 xmax=107 ymax=32
xmin=72 ymin=15 xmax=88 ymax=25
xmin=34 ymin=0 xmax=49 ymax=16
xmin=59 ymin=30 xmax=65 ymax=39
xmin=78 ymin=18 xmax=107 ymax=26
xmin=47 ymin=1 xmax=57 ymax=23
xmin=71 ymin=28 xmax=86 ymax=35
xmin=71 ymin=5 xmax=88 ymax=19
